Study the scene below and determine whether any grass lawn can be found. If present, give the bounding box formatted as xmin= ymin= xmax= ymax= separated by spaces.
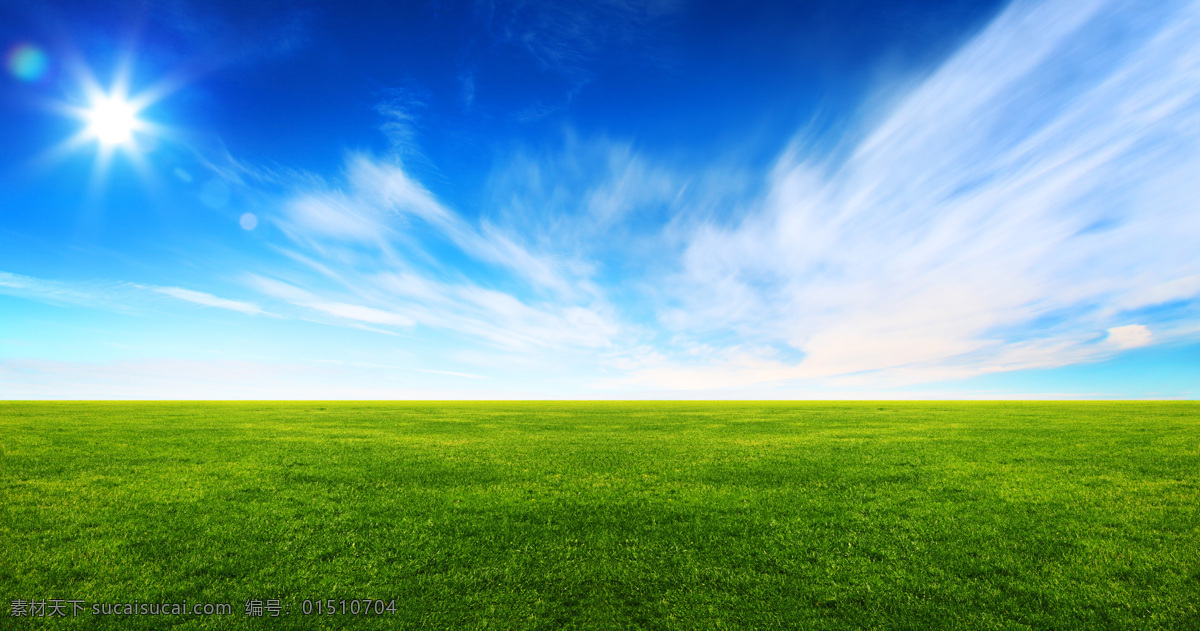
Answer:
xmin=1 ymin=401 xmax=1197 ymax=629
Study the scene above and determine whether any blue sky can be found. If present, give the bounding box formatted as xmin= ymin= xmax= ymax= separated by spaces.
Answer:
xmin=1 ymin=0 xmax=1198 ymax=399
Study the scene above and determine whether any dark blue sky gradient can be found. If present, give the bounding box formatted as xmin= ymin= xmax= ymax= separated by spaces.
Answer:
xmin=3 ymin=0 xmax=1007 ymax=207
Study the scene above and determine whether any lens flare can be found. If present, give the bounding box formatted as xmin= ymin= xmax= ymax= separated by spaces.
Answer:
xmin=86 ymin=96 xmax=140 ymax=146
xmin=6 ymin=44 xmax=49 ymax=82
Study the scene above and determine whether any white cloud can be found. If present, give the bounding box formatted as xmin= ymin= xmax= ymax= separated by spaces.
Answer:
xmin=637 ymin=0 xmax=1200 ymax=389
xmin=278 ymin=154 xmax=587 ymax=298
xmin=247 ymin=151 xmax=627 ymax=352
xmin=0 ymin=271 xmax=118 ymax=308
xmin=153 ymin=287 xmax=264 ymax=315
xmin=284 ymin=191 xmax=391 ymax=244
xmin=304 ymin=302 xmax=413 ymax=328
xmin=375 ymin=88 xmax=427 ymax=158
xmin=247 ymin=0 xmax=1200 ymax=393
xmin=1105 ymin=324 xmax=1153 ymax=349
xmin=0 ymin=271 xmax=266 ymax=318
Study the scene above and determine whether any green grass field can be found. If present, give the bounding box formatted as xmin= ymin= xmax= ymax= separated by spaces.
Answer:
xmin=1 ymin=401 xmax=1197 ymax=629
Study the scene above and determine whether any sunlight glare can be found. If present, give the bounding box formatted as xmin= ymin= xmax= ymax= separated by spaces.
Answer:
xmin=87 ymin=96 xmax=139 ymax=146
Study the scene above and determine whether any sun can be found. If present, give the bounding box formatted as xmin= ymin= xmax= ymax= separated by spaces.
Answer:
xmin=86 ymin=95 xmax=141 ymax=146
xmin=29 ymin=53 xmax=189 ymax=194
xmin=32 ymin=58 xmax=182 ymax=192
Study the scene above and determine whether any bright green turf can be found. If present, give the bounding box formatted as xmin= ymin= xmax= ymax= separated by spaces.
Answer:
xmin=1 ymin=401 xmax=1197 ymax=630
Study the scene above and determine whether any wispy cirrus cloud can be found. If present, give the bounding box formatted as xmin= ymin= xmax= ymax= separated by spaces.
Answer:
xmin=228 ymin=0 xmax=1200 ymax=393
xmin=0 ymin=271 xmax=268 ymax=317
xmin=626 ymin=0 xmax=1200 ymax=390
xmin=249 ymin=150 xmax=621 ymax=352
xmin=277 ymin=155 xmax=586 ymax=296
xmin=152 ymin=286 xmax=265 ymax=315
xmin=0 ymin=271 xmax=127 ymax=310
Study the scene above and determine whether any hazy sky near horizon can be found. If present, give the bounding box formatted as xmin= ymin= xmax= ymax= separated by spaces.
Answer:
xmin=1 ymin=0 xmax=1198 ymax=399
